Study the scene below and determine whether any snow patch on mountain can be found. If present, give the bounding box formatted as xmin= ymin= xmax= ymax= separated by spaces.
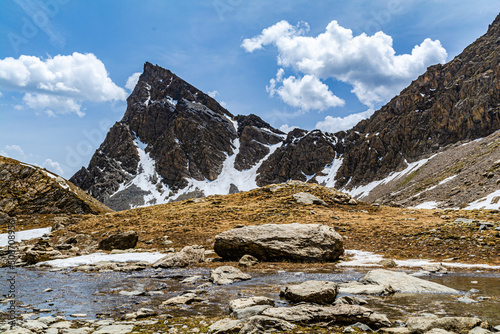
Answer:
xmin=345 ymin=154 xmax=437 ymax=199
xmin=316 ymin=156 xmax=343 ymax=188
xmin=465 ymin=189 xmax=500 ymax=210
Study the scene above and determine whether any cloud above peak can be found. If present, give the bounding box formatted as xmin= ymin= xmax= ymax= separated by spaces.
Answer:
xmin=0 ymin=52 xmax=127 ymax=117
xmin=242 ymin=20 xmax=447 ymax=109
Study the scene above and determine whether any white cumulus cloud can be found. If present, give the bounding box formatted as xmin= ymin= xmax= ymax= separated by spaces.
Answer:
xmin=42 ymin=158 xmax=64 ymax=176
xmin=208 ymin=90 xmax=219 ymax=98
xmin=125 ymin=72 xmax=142 ymax=92
xmin=242 ymin=20 xmax=447 ymax=108
xmin=267 ymin=69 xmax=345 ymax=111
xmin=0 ymin=52 xmax=127 ymax=116
xmin=279 ymin=124 xmax=298 ymax=133
xmin=0 ymin=144 xmax=28 ymax=160
xmin=315 ymin=109 xmax=375 ymax=133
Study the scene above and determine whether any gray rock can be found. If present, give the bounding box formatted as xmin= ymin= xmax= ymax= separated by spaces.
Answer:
xmin=3 ymin=328 xmax=34 ymax=334
xmin=214 ymin=223 xmax=344 ymax=262
xmin=152 ymin=245 xmax=205 ymax=268
xmin=135 ymin=308 xmax=158 ymax=319
xmin=118 ymin=290 xmax=145 ymax=296
xmin=406 ymin=316 xmax=483 ymax=333
xmin=493 ymin=325 xmax=500 ymax=332
xmin=379 ymin=259 xmax=398 ymax=268
xmin=208 ymin=318 xmax=243 ymax=334
xmin=379 ymin=328 xmax=412 ymax=334
xmin=94 ymin=325 xmax=135 ymax=334
xmin=37 ymin=316 xmax=57 ymax=325
xmin=22 ymin=320 xmax=48 ymax=331
xmin=239 ymin=315 xmax=297 ymax=334
xmin=238 ymin=254 xmax=259 ymax=267
xmin=61 ymin=328 xmax=93 ymax=334
xmin=293 ymin=192 xmax=327 ymax=205
xmin=49 ymin=321 xmax=73 ymax=329
xmin=98 ymin=231 xmax=138 ymax=251
xmin=229 ymin=296 xmax=275 ymax=311
xmin=339 ymin=281 xmax=394 ymax=295
xmin=280 ymin=280 xmax=339 ymax=304
xmin=210 ymin=266 xmax=251 ymax=285
xmin=162 ymin=292 xmax=204 ymax=305
xmin=352 ymin=322 xmax=373 ymax=332
xmin=425 ymin=329 xmax=455 ymax=334
xmin=458 ymin=296 xmax=477 ymax=304
xmin=262 ymin=304 xmax=391 ymax=328
xmin=231 ymin=305 xmax=273 ymax=319
xmin=469 ymin=327 xmax=492 ymax=334
xmin=334 ymin=295 xmax=368 ymax=305
xmin=359 ymin=269 xmax=459 ymax=293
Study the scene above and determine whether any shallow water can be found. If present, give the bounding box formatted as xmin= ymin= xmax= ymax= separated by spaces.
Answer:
xmin=1 ymin=267 xmax=499 ymax=325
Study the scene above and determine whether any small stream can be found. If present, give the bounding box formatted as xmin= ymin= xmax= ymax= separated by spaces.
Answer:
xmin=1 ymin=267 xmax=499 ymax=325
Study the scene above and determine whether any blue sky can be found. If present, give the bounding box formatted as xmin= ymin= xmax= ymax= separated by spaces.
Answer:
xmin=0 ymin=0 xmax=498 ymax=178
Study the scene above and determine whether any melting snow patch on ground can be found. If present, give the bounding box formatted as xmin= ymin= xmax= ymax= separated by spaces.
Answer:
xmin=0 ymin=227 xmax=52 ymax=247
xmin=37 ymin=252 xmax=166 ymax=268
xmin=414 ymin=201 xmax=440 ymax=209
xmin=339 ymin=249 xmax=500 ymax=270
xmin=465 ymin=189 xmax=500 ymax=210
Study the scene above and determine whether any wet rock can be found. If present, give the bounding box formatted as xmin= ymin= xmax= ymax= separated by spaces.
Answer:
xmin=210 ymin=266 xmax=251 ymax=285
xmin=238 ymin=254 xmax=258 ymax=267
xmin=406 ymin=316 xmax=483 ymax=333
xmin=358 ymin=269 xmax=458 ymax=293
xmin=214 ymin=223 xmax=344 ymax=262
xmin=98 ymin=231 xmax=138 ymax=251
xmin=69 ymin=313 xmax=87 ymax=317
xmin=152 ymin=245 xmax=204 ymax=268
xmin=162 ymin=292 xmax=204 ymax=305
xmin=118 ymin=290 xmax=145 ymax=296
xmin=229 ymin=296 xmax=275 ymax=312
xmin=280 ymin=280 xmax=339 ymax=304
xmin=293 ymin=192 xmax=327 ymax=205
xmin=240 ymin=315 xmax=297 ymax=334
xmin=208 ymin=318 xmax=243 ymax=334
xmin=262 ymin=304 xmax=391 ymax=328
xmin=334 ymin=295 xmax=368 ymax=305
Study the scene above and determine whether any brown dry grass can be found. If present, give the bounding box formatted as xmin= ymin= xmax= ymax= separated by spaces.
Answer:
xmin=5 ymin=183 xmax=499 ymax=266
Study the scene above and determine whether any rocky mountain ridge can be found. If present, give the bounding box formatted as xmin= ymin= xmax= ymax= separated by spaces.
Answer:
xmin=0 ymin=156 xmax=112 ymax=216
xmin=71 ymin=14 xmax=500 ymax=211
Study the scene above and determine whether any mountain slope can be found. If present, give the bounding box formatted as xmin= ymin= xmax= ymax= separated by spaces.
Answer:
xmin=0 ymin=156 xmax=112 ymax=215
xmin=72 ymin=14 xmax=500 ymax=211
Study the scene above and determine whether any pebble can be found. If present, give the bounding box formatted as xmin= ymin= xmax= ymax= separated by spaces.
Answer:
xmin=44 ymin=288 xmax=53 ymax=292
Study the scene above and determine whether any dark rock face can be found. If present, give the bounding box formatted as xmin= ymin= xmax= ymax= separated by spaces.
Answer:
xmin=98 ymin=231 xmax=138 ymax=251
xmin=72 ymin=15 xmax=500 ymax=210
xmin=0 ymin=156 xmax=111 ymax=216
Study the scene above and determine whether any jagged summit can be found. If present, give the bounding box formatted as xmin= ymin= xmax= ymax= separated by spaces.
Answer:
xmin=72 ymin=15 xmax=500 ymax=211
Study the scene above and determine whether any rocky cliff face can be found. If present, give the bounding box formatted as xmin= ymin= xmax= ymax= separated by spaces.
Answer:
xmin=72 ymin=14 xmax=500 ymax=211
xmin=0 ymin=156 xmax=112 ymax=216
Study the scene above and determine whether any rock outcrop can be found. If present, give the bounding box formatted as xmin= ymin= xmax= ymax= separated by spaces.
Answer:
xmin=0 ymin=156 xmax=112 ymax=215
xmin=213 ymin=223 xmax=344 ymax=262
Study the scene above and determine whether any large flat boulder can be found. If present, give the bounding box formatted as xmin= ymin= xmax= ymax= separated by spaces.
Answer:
xmin=214 ymin=223 xmax=343 ymax=262
xmin=360 ymin=269 xmax=459 ymax=293
xmin=262 ymin=304 xmax=391 ymax=328
xmin=280 ymin=280 xmax=339 ymax=304
xmin=406 ymin=316 xmax=484 ymax=333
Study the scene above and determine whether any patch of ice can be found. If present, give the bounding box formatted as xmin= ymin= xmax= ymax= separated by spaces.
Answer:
xmin=345 ymin=154 xmax=437 ymax=199
xmin=316 ymin=156 xmax=343 ymax=188
xmin=465 ymin=189 xmax=500 ymax=210
xmin=339 ymin=249 xmax=500 ymax=270
xmin=37 ymin=252 xmax=166 ymax=268
xmin=0 ymin=227 xmax=52 ymax=247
